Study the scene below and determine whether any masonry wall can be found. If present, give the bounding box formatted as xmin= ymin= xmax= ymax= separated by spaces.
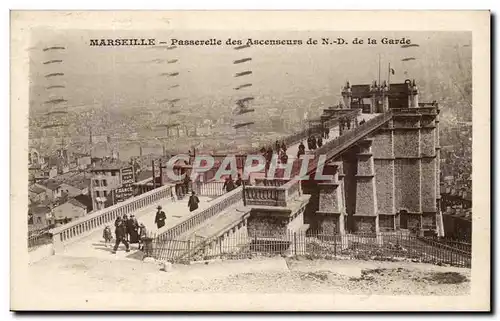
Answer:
xmin=421 ymin=157 xmax=437 ymax=212
xmin=394 ymin=131 xmax=420 ymax=158
xmin=355 ymin=178 xmax=377 ymax=215
xmin=374 ymin=159 xmax=395 ymax=214
xmin=394 ymin=158 xmax=421 ymax=213
xmin=247 ymin=214 xmax=288 ymax=238
xmin=420 ymin=128 xmax=435 ymax=156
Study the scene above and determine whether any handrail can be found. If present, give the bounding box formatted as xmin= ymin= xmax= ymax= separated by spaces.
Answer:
xmin=193 ymin=180 xmax=225 ymax=197
xmin=302 ymin=112 xmax=393 ymax=174
xmin=157 ymin=186 xmax=244 ymax=242
xmin=247 ymin=108 xmax=360 ymax=155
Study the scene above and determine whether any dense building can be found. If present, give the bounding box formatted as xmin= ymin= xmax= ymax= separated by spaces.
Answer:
xmin=90 ymin=158 xmax=135 ymax=210
xmin=52 ymin=198 xmax=88 ymax=223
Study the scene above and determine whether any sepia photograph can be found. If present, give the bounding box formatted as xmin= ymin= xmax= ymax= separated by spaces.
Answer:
xmin=10 ymin=11 xmax=490 ymax=311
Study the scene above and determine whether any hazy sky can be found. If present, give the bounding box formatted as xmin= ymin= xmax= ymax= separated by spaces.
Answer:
xmin=29 ymin=30 xmax=471 ymax=123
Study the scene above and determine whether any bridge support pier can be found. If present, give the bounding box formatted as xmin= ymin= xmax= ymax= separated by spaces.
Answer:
xmin=314 ymin=162 xmax=346 ymax=242
xmin=352 ymin=140 xmax=380 ymax=239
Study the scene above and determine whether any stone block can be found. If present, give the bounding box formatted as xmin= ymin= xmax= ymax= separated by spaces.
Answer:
xmin=374 ymin=159 xmax=395 ymax=214
xmin=372 ymin=131 xmax=394 ymax=158
xmin=315 ymin=214 xmax=340 ymax=234
xmin=354 ymin=216 xmax=376 ymax=233
xmin=420 ymin=128 xmax=435 ymax=156
xmin=395 ymin=159 xmax=421 ymax=213
xmin=421 ymin=158 xmax=437 ymax=212
xmin=318 ymin=184 xmax=339 ymax=213
xmin=248 ymin=214 xmax=288 ymax=238
xmin=394 ymin=130 xmax=419 ymax=158
xmin=355 ymin=179 xmax=377 ymax=216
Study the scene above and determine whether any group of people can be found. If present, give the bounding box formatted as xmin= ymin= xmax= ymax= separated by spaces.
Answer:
xmin=222 ymin=174 xmax=244 ymax=193
xmin=103 ymin=214 xmax=148 ymax=254
xmin=258 ymin=140 xmax=289 ymax=174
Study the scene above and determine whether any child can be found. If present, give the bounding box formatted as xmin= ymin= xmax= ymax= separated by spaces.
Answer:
xmin=103 ymin=225 xmax=113 ymax=247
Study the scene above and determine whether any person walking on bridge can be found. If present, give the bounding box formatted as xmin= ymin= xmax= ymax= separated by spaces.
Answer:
xmin=297 ymin=141 xmax=306 ymax=159
xmin=154 ymin=205 xmax=166 ymax=229
xmin=235 ymin=174 xmax=243 ymax=187
xmin=280 ymin=150 xmax=288 ymax=164
xmin=281 ymin=140 xmax=287 ymax=153
xmin=127 ymin=214 xmax=139 ymax=246
xmin=223 ymin=175 xmax=236 ymax=193
xmin=112 ymin=217 xmax=130 ymax=254
xmin=317 ymin=135 xmax=323 ymax=148
xmin=310 ymin=136 xmax=317 ymax=150
xmin=307 ymin=136 xmax=312 ymax=150
xmin=188 ymin=191 xmax=200 ymax=212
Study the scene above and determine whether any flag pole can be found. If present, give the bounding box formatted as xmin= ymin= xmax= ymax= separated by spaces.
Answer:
xmin=388 ymin=62 xmax=391 ymax=88
xmin=378 ymin=54 xmax=381 ymax=86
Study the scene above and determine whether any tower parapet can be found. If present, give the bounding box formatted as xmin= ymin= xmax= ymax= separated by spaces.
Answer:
xmin=341 ymin=81 xmax=352 ymax=109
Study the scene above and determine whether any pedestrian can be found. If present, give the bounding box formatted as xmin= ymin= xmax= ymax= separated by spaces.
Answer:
xmin=102 ymin=225 xmax=113 ymax=247
xmin=317 ymin=136 xmax=323 ymax=148
xmin=275 ymin=140 xmax=280 ymax=152
xmin=138 ymin=223 xmax=147 ymax=251
xmin=154 ymin=205 xmax=166 ymax=229
xmin=235 ymin=174 xmax=243 ymax=187
xmin=310 ymin=136 xmax=317 ymax=150
xmin=223 ymin=175 xmax=236 ymax=193
xmin=324 ymin=127 xmax=329 ymax=139
xmin=183 ymin=173 xmax=191 ymax=195
xmin=266 ymin=147 xmax=273 ymax=162
xmin=122 ymin=214 xmax=129 ymax=241
xmin=188 ymin=191 xmax=200 ymax=212
xmin=280 ymin=151 xmax=288 ymax=164
xmin=112 ymin=217 xmax=130 ymax=254
xmin=297 ymin=141 xmax=306 ymax=158
xmin=127 ymin=214 xmax=139 ymax=245
xmin=281 ymin=140 xmax=287 ymax=153
xmin=307 ymin=136 xmax=312 ymax=150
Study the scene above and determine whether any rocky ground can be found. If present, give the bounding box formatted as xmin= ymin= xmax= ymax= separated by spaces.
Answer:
xmin=28 ymin=255 xmax=470 ymax=296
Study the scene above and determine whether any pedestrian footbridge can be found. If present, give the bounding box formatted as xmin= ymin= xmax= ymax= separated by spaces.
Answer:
xmin=38 ymin=110 xmax=396 ymax=262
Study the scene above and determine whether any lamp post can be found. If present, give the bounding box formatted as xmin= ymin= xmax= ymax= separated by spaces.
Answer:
xmin=242 ymin=178 xmax=247 ymax=206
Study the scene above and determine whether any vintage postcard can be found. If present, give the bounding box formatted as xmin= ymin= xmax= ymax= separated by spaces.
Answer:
xmin=11 ymin=11 xmax=490 ymax=311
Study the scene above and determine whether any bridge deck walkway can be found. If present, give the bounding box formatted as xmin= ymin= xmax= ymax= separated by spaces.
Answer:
xmin=248 ymin=113 xmax=378 ymax=182
xmin=59 ymin=113 xmax=380 ymax=260
xmin=59 ymin=196 xmax=216 ymax=261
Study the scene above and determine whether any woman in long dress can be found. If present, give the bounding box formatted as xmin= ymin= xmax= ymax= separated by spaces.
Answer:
xmin=127 ymin=215 xmax=139 ymax=244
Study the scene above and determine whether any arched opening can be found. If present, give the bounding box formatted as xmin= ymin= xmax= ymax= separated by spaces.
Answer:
xmin=399 ymin=209 xmax=409 ymax=229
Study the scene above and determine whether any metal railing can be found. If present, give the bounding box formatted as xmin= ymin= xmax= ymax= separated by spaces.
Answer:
xmin=28 ymin=226 xmax=53 ymax=251
xmin=247 ymin=109 xmax=361 ymax=155
xmin=193 ymin=180 xmax=226 ymax=197
xmin=147 ymin=231 xmax=471 ymax=267
xmin=392 ymin=107 xmax=438 ymax=115
xmin=288 ymin=111 xmax=393 ymax=176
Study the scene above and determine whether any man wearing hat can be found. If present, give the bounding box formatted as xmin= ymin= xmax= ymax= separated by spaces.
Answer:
xmin=154 ymin=205 xmax=166 ymax=229
xmin=188 ymin=191 xmax=200 ymax=212
xmin=112 ymin=216 xmax=130 ymax=254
